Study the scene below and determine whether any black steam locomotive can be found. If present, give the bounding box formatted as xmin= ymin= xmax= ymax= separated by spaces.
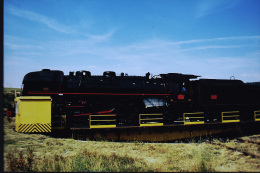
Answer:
xmin=19 ymin=69 xmax=260 ymax=131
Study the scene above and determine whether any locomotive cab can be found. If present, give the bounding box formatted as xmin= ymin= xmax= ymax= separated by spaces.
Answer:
xmin=160 ymin=73 xmax=199 ymax=102
xmin=160 ymin=73 xmax=200 ymax=124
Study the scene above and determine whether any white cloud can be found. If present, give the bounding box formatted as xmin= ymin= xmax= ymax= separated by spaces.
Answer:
xmin=171 ymin=36 xmax=260 ymax=46
xmin=195 ymin=0 xmax=240 ymax=18
xmin=5 ymin=6 xmax=115 ymax=42
xmin=4 ymin=42 xmax=43 ymax=50
xmin=83 ymin=30 xmax=116 ymax=43
xmin=5 ymin=6 xmax=72 ymax=33
xmin=181 ymin=45 xmax=250 ymax=51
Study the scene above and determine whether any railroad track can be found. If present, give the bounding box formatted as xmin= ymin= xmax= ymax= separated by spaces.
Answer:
xmin=206 ymin=138 xmax=260 ymax=159
xmin=235 ymin=138 xmax=260 ymax=145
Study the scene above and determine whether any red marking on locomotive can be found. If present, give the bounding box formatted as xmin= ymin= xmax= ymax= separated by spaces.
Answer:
xmin=73 ymin=113 xmax=92 ymax=116
xmin=178 ymin=94 xmax=184 ymax=100
xmin=211 ymin=95 xmax=217 ymax=100
xmin=97 ymin=110 xmax=113 ymax=114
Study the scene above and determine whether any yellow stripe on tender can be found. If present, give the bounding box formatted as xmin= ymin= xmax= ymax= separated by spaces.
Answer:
xmin=90 ymin=125 xmax=116 ymax=128
xmin=184 ymin=121 xmax=204 ymax=125
xmin=140 ymin=123 xmax=164 ymax=127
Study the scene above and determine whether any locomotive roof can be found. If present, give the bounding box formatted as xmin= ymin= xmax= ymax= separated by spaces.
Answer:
xmin=197 ymin=78 xmax=245 ymax=86
xmin=160 ymin=73 xmax=200 ymax=81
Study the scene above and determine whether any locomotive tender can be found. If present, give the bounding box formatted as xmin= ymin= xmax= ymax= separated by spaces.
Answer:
xmin=15 ymin=69 xmax=260 ymax=139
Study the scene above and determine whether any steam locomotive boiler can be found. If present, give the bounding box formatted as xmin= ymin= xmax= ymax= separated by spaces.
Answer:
xmin=14 ymin=69 xmax=260 ymax=141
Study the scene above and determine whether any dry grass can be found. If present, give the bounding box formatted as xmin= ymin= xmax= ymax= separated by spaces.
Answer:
xmin=4 ymin=117 xmax=260 ymax=172
xmin=224 ymin=141 xmax=260 ymax=157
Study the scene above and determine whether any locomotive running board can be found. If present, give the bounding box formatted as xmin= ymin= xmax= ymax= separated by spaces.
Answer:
xmin=183 ymin=112 xmax=204 ymax=125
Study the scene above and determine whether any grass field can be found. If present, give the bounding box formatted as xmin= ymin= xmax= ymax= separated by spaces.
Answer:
xmin=3 ymin=117 xmax=260 ymax=172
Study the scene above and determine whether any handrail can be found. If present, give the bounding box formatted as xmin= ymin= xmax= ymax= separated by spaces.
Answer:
xmin=254 ymin=111 xmax=260 ymax=121
xmin=222 ymin=111 xmax=240 ymax=123
xmin=183 ymin=112 xmax=204 ymax=125
xmin=139 ymin=113 xmax=163 ymax=126
xmin=89 ymin=114 xmax=116 ymax=128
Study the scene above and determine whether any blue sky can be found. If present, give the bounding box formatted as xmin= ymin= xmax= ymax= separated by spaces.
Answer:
xmin=4 ymin=0 xmax=260 ymax=87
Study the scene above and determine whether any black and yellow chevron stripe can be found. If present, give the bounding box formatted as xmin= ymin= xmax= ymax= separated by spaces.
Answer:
xmin=18 ymin=123 xmax=51 ymax=133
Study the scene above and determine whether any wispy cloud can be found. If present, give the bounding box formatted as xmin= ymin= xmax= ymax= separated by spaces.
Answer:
xmin=170 ymin=36 xmax=260 ymax=46
xmin=5 ymin=5 xmax=115 ymax=42
xmin=4 ymin=42 xmax=43 ymax=50
xmin=5 ymin=6 xmax=73 ymax=33
xmin=5 ymin=35 xmax=259 ymax=57
xmin=83 ymin=30 xmax=116 ymax=43
xmin=195 ymin=0 xmax=239 ymax=18
xmin=181 ymin=44 xmax=255 ymax=52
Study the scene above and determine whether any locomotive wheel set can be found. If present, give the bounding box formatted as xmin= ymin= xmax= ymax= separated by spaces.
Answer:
xmin=14 ymin=69 xmax=260 ymax=141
